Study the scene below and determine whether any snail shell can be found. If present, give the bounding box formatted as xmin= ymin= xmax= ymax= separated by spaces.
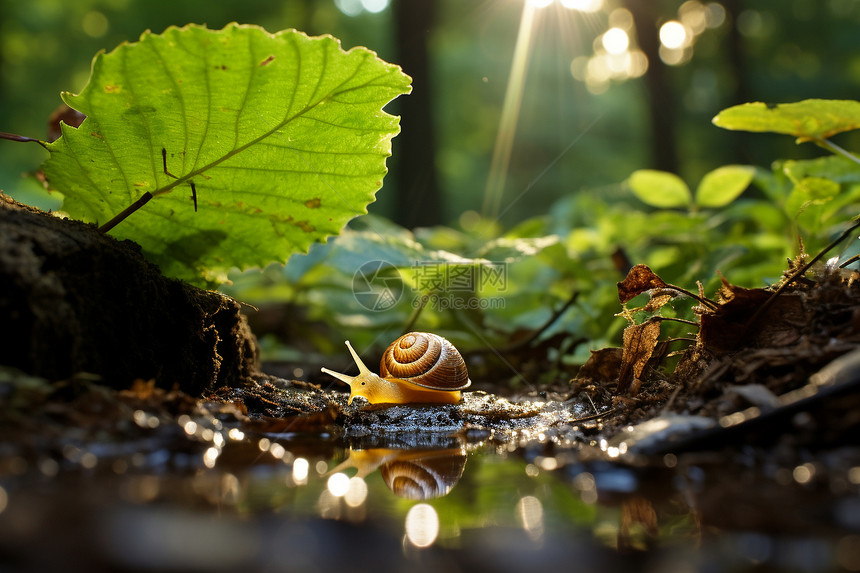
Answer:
xmin=320 ymin=332 xmax=471 ymax=405
xmin=328 ymin=446 xmax=467 ymax=500
xmin=380 ymin=448 xmax=467 ymax=500
xmin=379 ymin=332 xmax=471 ymax=391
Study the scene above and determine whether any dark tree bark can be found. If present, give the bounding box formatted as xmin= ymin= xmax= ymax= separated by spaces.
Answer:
xmin=722 ymin=0 xmax=754 ymax=164
xmin=391 ymin=0 xmax=443 ymax=228
xmin=625 ymin=0 xmax=678 ymax=173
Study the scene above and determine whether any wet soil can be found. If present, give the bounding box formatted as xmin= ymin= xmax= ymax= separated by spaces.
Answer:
xmin=0 ymin=194 xmax=258 ymax=394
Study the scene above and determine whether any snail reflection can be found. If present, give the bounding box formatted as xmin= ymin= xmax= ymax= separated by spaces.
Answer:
xmin=330 ymin=445 xmax=468 ymax=500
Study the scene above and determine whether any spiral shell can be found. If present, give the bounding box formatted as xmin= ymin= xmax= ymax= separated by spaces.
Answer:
xmin=379 ymin=332 xmax=471 ymax=391
xmin=380 ymin=448 xmax=467 ymax=500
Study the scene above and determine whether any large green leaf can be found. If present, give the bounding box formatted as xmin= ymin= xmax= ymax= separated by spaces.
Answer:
xmin=43 ymin=24 xmax=411 ymax=286
xmin=712 ymin=99 xmax=860 ymax=142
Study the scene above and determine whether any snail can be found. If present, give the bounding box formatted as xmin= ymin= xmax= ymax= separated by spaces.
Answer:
xmin=329 ymin=446 xmax=467 ymax=500
xmin=321 ymin=332 xmax=471 ymax=405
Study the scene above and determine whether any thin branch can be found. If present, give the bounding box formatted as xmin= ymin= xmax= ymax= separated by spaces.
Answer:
xmin=665 ymin=336 xmax=697 ymax=344
xmin=401 ymin=294 xmax=428 ymax=335
xmin=743 ymin=217 xmax=860 ymax=336
xmin=664 ymin=284 xmax=720 ymax=310
xmin=569 ymin=407 xmax=617 ymax=424
xmin=651 ymin=316 xmax=700 ymax=327
xmin=0 ymin=131 xmax=48 ymax=149
xmin=467 ymin=291 xmax=580 ymax=356
xmin=98 ymin=192 xmax=153 ymax=234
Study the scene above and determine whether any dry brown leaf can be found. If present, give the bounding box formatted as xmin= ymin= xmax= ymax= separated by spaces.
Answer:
xmin=699 ymin=277 xmax=806 ymax=353
xmin=618 ymin=319 xmax=662 ymax=394
xmin=617 ymin=264 xmax=669 ymax=304
xmin=575 ymin=348 xmax=624 ymax=384
xmin=643 ymin=291 xmax=674 ymax=313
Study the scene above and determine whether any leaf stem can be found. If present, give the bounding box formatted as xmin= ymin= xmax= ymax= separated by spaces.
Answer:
xmin=664 ymin=284 xmax=720 ymax=310
xmin=817 ymin=138 xmax=860 ymax=167
xmin=98 ymin=192 xmax=153 ymax=234
xmin=0 ymin=131 xmax=48 ymax=149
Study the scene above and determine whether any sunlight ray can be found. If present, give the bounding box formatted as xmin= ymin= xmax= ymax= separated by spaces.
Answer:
xmin=482 ymin=1 xmax=539 ymax=220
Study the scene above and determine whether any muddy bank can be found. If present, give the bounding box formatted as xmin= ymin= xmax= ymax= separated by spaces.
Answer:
xmin=0 ymin=194 xmax=259 ymax=394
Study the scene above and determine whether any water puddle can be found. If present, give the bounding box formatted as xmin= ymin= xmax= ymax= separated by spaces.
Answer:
xmin=2 ymin=369 xmax=860 ymax=571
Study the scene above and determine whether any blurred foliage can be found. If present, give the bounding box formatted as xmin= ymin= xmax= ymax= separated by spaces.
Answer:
xmin=7 ymin=0 xmax=860 ymax=221
xmin=224 ymin=98 xmax=860 ymax=379
xmin=5 ymin=0 xmax=860 ymax=377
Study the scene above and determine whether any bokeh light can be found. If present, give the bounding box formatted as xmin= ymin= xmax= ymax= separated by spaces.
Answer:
xmin=405 ymin=504 xmax=439 ymax=548
xmin=560 ymin=0 xmax=603 ymax=12
xmin=327 ymin=472 xmax=351 ymax=497
xmin=602 ymin=28 xmax=629 ymax=55
xmin=659 ymin=21 xmax=689 ymax=50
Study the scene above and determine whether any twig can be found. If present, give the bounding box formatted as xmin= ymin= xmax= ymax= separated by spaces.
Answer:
xmin=98 ymin=192 xmax=153 ymax=234
xmin=569 ymin=407 xmax=617 ymax=424
xmin=0 ymin=131 xmax=47 ymax=149
xmin=468 ymin=291 xmax=579 ymax=355
xmin=664 ymin=284 xmax=719 ymax=310
xmin=651 ymin=316 xmax=700 ymax=327
xmin=401 ymin=294 xmax=428 ymax=335
xmin=743 ymin=217 xmax=860 ymax=337
xmin=664 ymin=336 xmax=697 ymax=344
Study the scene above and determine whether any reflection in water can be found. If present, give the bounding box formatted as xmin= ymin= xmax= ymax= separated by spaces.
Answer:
xmin=343 ymin=477 xmax=368 ymax=507
xmin=516 ymin=496 xmax=545 ymax=542
xmin=292 ymin=457 xmax=309 ymax=484
xmin=405 ymin=504 xmax=439 ymax=548
xmin=329 ymin=446 xmax=467 ymax=500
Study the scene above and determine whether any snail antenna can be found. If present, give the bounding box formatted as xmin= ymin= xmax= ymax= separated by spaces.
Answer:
xmin=320 ymin=341 xmax=371 ymax=385
xmin=344 ymin=340 xmax=372 ymax=376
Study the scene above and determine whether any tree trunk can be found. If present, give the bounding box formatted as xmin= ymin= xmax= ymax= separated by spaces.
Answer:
xmin=392 ymin=0 xmax=443 ymax=228
xmin=625 ymin=0 xmax=678 ymax=173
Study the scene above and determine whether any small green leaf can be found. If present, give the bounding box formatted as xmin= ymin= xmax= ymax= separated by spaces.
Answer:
xmin=712 ymin=99 xmax=860 ymax=142
xmin=43 ymin=24 xmax=412 ymax=287
xmin=785 ymin=177 xmax=840 ymax=221
xmin=782 ymin=155 xmax=860 ymax=185
xmin=695 ymin=165 xmax=755 ymax=208
xmin=627 ymin=170 xmax=692 ymax=208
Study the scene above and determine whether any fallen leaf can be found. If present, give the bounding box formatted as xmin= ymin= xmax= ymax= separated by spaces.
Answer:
xmin=699 ymin=277 xmax=806 ymax=352
xmin=618 ymin=264 xmax=669 ymax=304
xmin=618 ymin=319 xmax=662 ymax=394
xmin=574 ymin=348 xmax=624 ymax=384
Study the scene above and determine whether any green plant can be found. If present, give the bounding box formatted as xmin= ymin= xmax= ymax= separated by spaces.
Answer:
xmin=4 ymin=23 xmax=411 ymax=287
xmin=228 ymin=99 xmax=860 ymax=372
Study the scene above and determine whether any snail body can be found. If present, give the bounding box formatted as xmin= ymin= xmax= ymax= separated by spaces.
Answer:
xmin=321 ymin=332 xmax=470 ymax=405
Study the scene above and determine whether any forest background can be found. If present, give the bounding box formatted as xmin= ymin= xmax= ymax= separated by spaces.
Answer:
xmin=4 ymin=0 xmax=860 ymax=376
